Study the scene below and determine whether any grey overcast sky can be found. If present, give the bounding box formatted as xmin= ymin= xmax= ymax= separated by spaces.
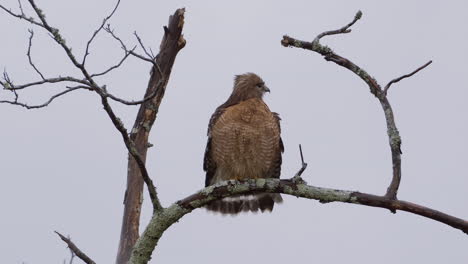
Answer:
xmin=0 ymin=0 xmax=467 ymax=263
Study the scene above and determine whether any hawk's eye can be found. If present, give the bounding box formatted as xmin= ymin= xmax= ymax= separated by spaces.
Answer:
xmin=256 ymin=83 xmax=264 ymax=88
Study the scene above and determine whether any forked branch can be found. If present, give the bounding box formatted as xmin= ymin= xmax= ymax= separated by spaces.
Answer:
xmin=281 ymin=11 xmax=432 ymax=200
xmin=0 ymin=0 xmax=162 ymax=212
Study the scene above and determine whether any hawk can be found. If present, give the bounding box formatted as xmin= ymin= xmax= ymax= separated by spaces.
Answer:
xmin=204 ymin=73 xmax=283 ymax=215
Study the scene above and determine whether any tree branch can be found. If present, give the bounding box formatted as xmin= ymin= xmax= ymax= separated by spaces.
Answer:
xmin=1 ymin=76 xmax=90 ymax=90
xmin=103 ymin=25 xmax=163 ymax=76
xmin=2 ymin=1 xmax=166 ymax=214
xmin=129 ymin=177 xmax=468 ymax=264
xmin=0 ymin=85 xmax=84 ymax=109
xmin=383 ymin=60 xmax=433 ymax=95
xmin=55 ymin=231 xmax=96 ymax=264
xmin=26 ymin=29 xmax=45 ymax=80
xmin=280 ymin=11 xmax=429 ymax=201
xmin=0 ymin=0 xmax=43 ymax=27
xmin=82 ymin=0 xmax=121 ymax=66
xmin=18 ymin=0 xmax=162 ymax=211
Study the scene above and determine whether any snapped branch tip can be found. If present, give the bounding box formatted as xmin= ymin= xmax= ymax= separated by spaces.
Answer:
xmin=355 ymin=10 xmax=363 ymax=20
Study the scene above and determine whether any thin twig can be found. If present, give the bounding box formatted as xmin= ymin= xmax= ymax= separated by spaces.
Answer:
xmin=17 ymin=0 xmax=24 ymax=16
xmin=383 ymin=60 xmax=432 ymax=95
xmin=0 ymin=2 xmax=43 ymax=27
xmin=105 ymin=87 xmax=160 ymax=105
xmin=314 ymin=10 xmax=362 ymax=42
xmin=82 ymin=0 xmax=121 ymax=65
xmin=27 ymin=29 xmax=45 ymax=80
xmin=55 ymin=231 xmax=96 ymax=264
xmin=90 ymin=47 xmax=134 ymax=78
xmin=68 ymin=245 xmax=76 ymax=264
xmin=104 ymin=24 xmax=163 ymax=76
xmin=134 ymin=31 xmax=155 ymax=60
xmin=292 ymin=144 xmax=308 ymax=183
xmin=0 ymin=86 xmax=83 ymax=109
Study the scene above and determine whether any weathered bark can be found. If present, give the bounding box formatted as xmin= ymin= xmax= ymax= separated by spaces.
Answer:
xmin=116 ymin=8 xmax=186 ymax=264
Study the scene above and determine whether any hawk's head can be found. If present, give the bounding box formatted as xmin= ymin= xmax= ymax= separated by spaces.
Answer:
xmin=232 ymin=73 xmax=270 ymax=101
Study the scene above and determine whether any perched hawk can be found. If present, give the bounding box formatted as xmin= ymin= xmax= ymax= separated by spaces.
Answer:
xmin=204 ymin=73 xmax=283 ymax=215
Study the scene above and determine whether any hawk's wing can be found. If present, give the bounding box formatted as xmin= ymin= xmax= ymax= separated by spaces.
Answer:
xmin=268 ymin=112 xmax=284 ymax=179
xmin=203 ymin=105 xmax=226 ymax=187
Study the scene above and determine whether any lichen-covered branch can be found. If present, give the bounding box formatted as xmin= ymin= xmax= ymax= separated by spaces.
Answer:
xmin=281 ymin=11 xmax=431 ymax=200
xmin=129 ymin=177 xmax=468 ymax=264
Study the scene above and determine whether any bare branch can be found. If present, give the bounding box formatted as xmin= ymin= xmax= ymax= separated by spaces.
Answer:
xmin=68 ymin=246 xmax=76 ymax=264
xmin=0 ymin=86 xmax=84 ymax=109
xmin=105 ymin=88 xmax=160 ymax=105
xmin=134 ymin=31 xmax=155 ymax=60
xmin=130 ymin=177 xmax=468 ymax=264
xmin=0 ymin=1 xmax=43 ymax=27
xmin=99 ymin=93 xmax=162 ymax=211
xmin=1 ymin=75 xmax=90 ymax=90
xmin=21 ymin=0 xmax=161 ymax=210
xmin=55 ymin=231 xmax=96 ymax=264
xmin=26 ymin=29 xmax=45 ymax=80
xmin=17 ymin=0 xmax=25 ymax=16
xmin=90 ymin=47 xmax=133 ymax=78
xmin=282 ymin=11 xmax=410 ymax=201
xmin=104 ymin=25 xmax=163 ymax=76
xmin=292 ymin=144 xmax=308 ymax=184
xmin=383 ymin=60 xmax=433 ymax=95
xmin=82 ymin=0 xmax=121 ymax=65
xmin=315 ymin=10 xmax=362 ymax=41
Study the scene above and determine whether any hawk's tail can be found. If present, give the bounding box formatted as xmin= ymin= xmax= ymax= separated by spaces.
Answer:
xmin=205 ymin=194 xmax=283 ymax=215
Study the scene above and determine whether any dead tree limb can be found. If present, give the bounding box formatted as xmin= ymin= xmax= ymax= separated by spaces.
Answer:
xmin=115 ymin=8 xmax=186 ymax=264
xmin=281 ymin=10 xmax=431 ymax=201
xmin=130 ymin=176 xmax=468 ymax=264
xmin=55 ymin=231 xmax=96 ymax=264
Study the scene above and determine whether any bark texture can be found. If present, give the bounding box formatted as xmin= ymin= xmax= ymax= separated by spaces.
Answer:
xmin=116 ymin=8 xmax=186 ymax=264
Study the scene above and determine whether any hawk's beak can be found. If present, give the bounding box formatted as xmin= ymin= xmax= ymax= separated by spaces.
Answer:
xmin=264 ymin=86 xmax=270 ymax=93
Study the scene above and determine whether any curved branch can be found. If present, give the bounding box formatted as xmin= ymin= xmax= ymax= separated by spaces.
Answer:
xmin=105 ymin=87 xmax=160 ymax=105
xmin=130 ymin=177 xmax=468 ymax=264
xmin=280 ymin=11 xmax=429 ymax=200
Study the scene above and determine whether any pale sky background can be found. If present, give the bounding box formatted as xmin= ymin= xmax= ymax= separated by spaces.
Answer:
xmin=0 ymin=0 xmax=467 ymax=263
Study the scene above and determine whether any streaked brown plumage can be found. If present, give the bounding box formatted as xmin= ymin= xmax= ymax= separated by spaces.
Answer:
xmin=204 ymin=73 xmax=283 ymax=215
